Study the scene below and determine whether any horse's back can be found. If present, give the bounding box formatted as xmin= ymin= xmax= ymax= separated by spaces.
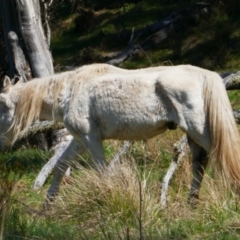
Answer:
xmin=64 ymin=65 xmax=222 ymax=142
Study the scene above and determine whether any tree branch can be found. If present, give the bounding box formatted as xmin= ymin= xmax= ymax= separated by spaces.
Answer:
xmin=33 ymin=132 xmax=72 ymax=190
xmin=41 ymin=1 xmax=51 ymax=47
xmin=17 ymin=121 xmax=64 ymax=141
xmin=221 ymin=71 xmax=240 ymax=90
xmin=161 ymin=135 xmax=187 ymax=207
xmin=108 ymin=141 xmax=133 ymax=169
xmin=8 ymin=31 xmax=31 ymax=82
xmin=233 ymin=109 xmax=240 ymax=124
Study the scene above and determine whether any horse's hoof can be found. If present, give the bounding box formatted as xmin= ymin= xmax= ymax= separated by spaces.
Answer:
xmin=41 ymin=196 xmax=55 ymax=212
xmin=187 ymin=193 xmax=199 ymax=208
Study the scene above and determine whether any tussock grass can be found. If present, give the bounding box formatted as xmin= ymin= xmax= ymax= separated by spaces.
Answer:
xmin=54 ymin=160 xmax=162 ymax=238
xmin=48 ymin=133 xmax=240 ymax=239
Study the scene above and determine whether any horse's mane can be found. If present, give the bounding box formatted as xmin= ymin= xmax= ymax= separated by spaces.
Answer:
xmin=11 ymin=78 xmax=54 ymax=142
xmin=73 ymin=63 xmax=122 ymax=79
xmin=10 ymin=64 xmax=118 ymax=142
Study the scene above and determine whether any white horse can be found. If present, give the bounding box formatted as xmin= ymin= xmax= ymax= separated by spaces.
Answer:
xmin=1 ymin=63 xmax=240 ymax=204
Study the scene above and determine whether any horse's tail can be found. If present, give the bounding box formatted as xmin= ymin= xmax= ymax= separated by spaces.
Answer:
xmin=204 ymin=72 xmax=240 ymax=186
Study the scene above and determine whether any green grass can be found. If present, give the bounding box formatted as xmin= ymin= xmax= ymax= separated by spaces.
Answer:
xmin=2 ymin=159 xmax=240 ymax=239
xmin=1 ymin=133 xmax=240 ymax=239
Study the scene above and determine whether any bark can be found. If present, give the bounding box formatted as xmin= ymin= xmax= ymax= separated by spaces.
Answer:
xmin=0 ymin=0 xmax=56 ymax=149
xmin=15 ymin=0 xmax=54 ymax=77
xmin=8 ymin=31 xmax=31 ymax=82
xmin=15 ymin=0 xmax=54 ymax=149
xmin=233 ymin=109 xmax=240 ymax=124
xmin=42 ymin=1 xmax=51 ymax=47
xmin=221 ymin=71 xmax=240 ymax=90
xmin=11 ymin=121 xmax=64 ymax=151
xmin=17 ymin=121 xmax=64 ymax=140
xmin=33 ymin=131 xmax=72 ymax=190
xmin=160 ymin=135 xmax=187 ymax=207
xmin=108 ymin=141 xmax=133 ymax=169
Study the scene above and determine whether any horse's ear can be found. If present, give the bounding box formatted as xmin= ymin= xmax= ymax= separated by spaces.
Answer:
xmin=3 ymin=76 xmax=13 ymax=92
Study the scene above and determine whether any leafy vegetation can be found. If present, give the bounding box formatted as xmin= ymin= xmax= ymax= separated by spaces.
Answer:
xmin=1 ymin=0 xmax=240 ymax=239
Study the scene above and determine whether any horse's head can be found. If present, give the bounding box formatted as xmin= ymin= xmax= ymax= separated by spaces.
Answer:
xmin=0 ymin=76 xmax=21 ymax=150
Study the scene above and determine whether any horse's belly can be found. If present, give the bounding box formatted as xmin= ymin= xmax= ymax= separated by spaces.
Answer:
xmin=100 ymin=119 xmax=168 ymax=140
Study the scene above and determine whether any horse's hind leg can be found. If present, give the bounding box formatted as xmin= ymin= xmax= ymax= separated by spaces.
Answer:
xmin=46 ymin=138 xmax=85 ymax=204
xmin=187 ymin=136 xmax=208 ymax=205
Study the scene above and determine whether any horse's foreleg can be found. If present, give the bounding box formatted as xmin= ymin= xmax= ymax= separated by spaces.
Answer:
xmin=80 ymin=132 xmax=106 ymax=172
xmin=187 ymin=137 xmax=208 ymax=205
xmin=45 ymin=139 xmax=85 ymax=205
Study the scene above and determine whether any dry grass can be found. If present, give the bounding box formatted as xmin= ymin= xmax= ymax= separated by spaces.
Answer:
xmin=2 ymin=130 xmax=240 ymax=239
xmin=45 ymin=131 xmax=240 ymax=239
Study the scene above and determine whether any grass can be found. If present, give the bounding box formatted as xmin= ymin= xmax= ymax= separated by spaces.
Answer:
xmin=58 ymin=161 xmax=240 ymax=239
xmin=1 ymin=132 xmax=240 ymax=239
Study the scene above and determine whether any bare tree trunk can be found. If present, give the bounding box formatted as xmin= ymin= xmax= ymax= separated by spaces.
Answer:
xmin=15 ymin=0 xmax=54 ymax=77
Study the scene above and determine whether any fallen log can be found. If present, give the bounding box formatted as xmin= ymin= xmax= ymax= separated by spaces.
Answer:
xmin=33 ymin=130 xmax=72 ymax=190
